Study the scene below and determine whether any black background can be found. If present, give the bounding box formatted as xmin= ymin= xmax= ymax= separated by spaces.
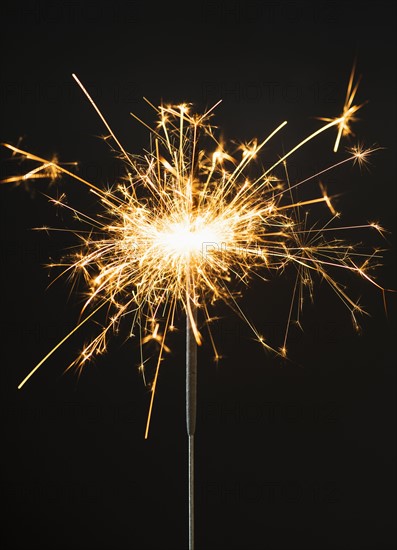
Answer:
xmin=1 ymin=2 xmax=396 ymax=549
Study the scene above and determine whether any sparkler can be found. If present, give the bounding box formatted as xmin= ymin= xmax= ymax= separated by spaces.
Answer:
xmin=1 ymin=65 xmax=386 ymax=550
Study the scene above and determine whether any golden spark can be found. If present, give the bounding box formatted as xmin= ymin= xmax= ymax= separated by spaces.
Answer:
xmin=317 ymin=61 xmax=367 ymax=152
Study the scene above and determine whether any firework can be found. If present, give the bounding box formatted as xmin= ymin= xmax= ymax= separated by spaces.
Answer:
xmin=1 ymin=67 xmax=384 ymax=441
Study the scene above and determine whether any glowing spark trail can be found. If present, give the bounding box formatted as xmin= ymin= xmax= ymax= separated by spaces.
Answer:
xmin=1 ymin=66 xmax=384 ymax=441
xmin=317 ymin=61 xmax=367 ymax=152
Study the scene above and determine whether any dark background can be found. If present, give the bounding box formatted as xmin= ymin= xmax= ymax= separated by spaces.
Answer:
xmin=1 ymin=2 xmax=395 ymax=549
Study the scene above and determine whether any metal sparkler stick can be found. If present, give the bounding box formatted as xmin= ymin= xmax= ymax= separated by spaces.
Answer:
xmin=186 ymin=120 xmax=197 ymax=550
xmin=186 ymin=303 xmax=197 ymax=550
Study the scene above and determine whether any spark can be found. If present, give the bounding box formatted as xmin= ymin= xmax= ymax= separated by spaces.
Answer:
xmin=1 ymin=67 xmax=386 ymax=437
xmin=317 ymin=61 xmax=367 ymax=152
xmin=0 ymin=150 xmax=78 ymax=187
xmin=349 ymin=143 xmax=380 ymax=169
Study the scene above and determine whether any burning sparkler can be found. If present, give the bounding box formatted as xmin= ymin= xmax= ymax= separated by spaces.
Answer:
xmin=1 ymin=64 xmax=387 ymax=550
xmin=2 ymin=68 xmax=384 ymax=424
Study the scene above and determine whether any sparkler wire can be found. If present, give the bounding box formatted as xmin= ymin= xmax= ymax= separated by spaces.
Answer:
xmin=186 ymin=121 xmax=197 ymax=550
xmin=186 ymin=301 xmax=197 ymax=550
